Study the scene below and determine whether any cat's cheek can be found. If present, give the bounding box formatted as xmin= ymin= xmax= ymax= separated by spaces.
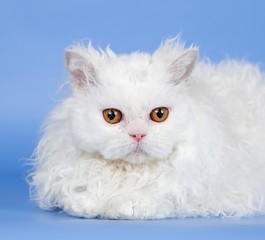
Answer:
xmin=147 ymin=117 xmax=156 ymax=126
xmin=119 ymin=118 xmax=127 ymax=127
xmin=147 ymin=118 xmax=168 ymax=127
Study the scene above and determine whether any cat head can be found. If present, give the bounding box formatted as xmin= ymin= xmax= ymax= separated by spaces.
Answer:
xmin=65 ymin=39 xmax=198 ymax=163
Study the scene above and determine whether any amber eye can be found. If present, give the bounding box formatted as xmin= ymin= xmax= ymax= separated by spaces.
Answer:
xmin=103 ymin=108 xmax=122 ymax=124
xmin=150 ymin=107 xmax=169 ymax=122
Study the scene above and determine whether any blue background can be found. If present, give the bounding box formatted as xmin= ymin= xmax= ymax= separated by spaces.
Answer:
xmin=1 ymin=0 xmax=265 ymax=239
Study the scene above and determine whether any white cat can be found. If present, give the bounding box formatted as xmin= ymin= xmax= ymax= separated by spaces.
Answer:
xmin=29 ymin=38 xmax=265 ymax=219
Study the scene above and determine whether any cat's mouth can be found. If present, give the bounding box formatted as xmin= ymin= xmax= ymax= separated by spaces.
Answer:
xmin=101 ymin=141 xmax=168 ymax=163
xmin=131 ymin=143 xmax=149 ymax=154
xmin=132 ymin=144 xmax=145 ymax=153
xmin=123 ymin=144 xmax=150 ymax=162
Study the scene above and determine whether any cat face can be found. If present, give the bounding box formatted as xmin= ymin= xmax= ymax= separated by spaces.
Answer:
xmin=66 ymin=41 xmax=198 ymax=163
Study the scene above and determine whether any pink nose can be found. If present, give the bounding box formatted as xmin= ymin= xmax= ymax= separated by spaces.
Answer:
xmin=129 ymin=134 xmax=146 ymax=142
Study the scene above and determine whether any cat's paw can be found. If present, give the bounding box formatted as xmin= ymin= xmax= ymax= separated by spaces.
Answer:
xmin=62 ymin=195 xmax=99 ymax=218
xmin=106 ymin=197 xmax=157 ymax=219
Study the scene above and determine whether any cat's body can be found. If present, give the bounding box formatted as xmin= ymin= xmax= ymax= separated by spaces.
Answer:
xmin=30 ymin=39 xmax=265 ymax=219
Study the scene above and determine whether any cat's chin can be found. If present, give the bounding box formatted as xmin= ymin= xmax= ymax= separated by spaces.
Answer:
xmin=123 ymin=152 xmax=152 ymax=164
xmin=104 ymin=151 xmax=163 ymax=164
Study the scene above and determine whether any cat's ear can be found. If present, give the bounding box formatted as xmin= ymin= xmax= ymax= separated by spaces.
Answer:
xmin=169 ymin=49 xmax=198 ymax=85
xmin=65 ymin=49 xmax=97 ymax=89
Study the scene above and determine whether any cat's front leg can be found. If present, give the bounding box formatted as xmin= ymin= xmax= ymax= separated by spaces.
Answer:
xmin=104 ymin=194 xmax=164 ymax=220
xmin=61 ymin=193 xmax=100 ymax=218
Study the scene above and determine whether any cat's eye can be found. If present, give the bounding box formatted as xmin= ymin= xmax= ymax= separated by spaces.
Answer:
xmin=103 ymin=108 xmax=122 ymax=124
xmin=150 ymin=107 xmax=169 ymax=123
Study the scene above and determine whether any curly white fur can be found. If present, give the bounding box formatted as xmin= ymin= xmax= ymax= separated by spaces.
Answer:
xmin=29 ymin=38 xmax=265 ymax=219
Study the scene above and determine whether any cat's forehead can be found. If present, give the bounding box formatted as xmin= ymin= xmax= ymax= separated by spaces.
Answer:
xmin=96 ymin=53 xmax=167 ymax=85
xmin=93 ymin=81 xmax=176 ymax=116
xmin=89 ymin=54 xmax=178 ymax=113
